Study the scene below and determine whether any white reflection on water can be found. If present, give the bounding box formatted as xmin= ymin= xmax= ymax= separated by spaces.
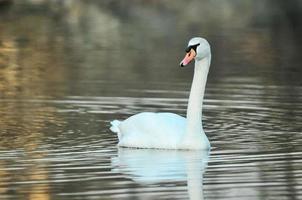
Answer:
xmin=112 ymin=148 xmax=209 ymax=200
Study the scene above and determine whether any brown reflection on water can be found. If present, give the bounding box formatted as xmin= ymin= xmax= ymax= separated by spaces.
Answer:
xmin=0 ymin=160 xmax=9 ymax=194
xmin=0 ymin=101 xmax=56 ymax=149
xmin=0 ymin=12 xmax=69 ymax=98
xmin=0 ymin=39 xmax=19 ymax=96
xmin=23 ymin=152 xmax=50 ymax=200
xmin=0 ymin=152 xmax=50 ymax=200
xmin=0 ymin=101 xmax=56 ymax=199
xmin=0 ymin=24 xmax=61 ymax=196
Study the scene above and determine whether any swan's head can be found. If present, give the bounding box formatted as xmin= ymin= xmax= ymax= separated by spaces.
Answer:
xmin=180 ymin=37 xmax=211 ymax=67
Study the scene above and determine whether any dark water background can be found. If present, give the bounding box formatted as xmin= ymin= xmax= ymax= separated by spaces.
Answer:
xmin=0 ymin=0 xmax=302 ymax=199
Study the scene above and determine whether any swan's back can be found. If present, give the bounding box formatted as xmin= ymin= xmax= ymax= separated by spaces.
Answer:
xmin=111 ymin=112 xmax=186 ymax=149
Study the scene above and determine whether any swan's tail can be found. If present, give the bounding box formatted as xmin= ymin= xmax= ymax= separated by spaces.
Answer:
xmin=110 ymin=120 xmax=122 ymax=140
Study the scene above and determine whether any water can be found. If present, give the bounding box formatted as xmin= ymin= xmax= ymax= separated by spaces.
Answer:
xmin=0 ymin=0 xmax=302 ymax=199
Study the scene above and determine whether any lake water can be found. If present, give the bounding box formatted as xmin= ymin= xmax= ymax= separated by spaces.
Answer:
xmin=0 ymin=1 xmax=302 ymax=199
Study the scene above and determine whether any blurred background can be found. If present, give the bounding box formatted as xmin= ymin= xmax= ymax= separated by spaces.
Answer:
xmin=0 ymin=0 xmax=301 ymax=199
xmin=0 ymin=0 xmax=301 ymax=98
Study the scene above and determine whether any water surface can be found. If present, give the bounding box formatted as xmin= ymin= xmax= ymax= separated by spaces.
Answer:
xmin=0 ymin=1 xmax=302 ymax=199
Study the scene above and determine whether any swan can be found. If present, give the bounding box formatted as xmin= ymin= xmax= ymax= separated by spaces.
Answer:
xmin=110 ymin=37 xmax=211 ymax=149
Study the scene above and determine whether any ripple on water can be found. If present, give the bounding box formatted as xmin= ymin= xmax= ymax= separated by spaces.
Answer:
xmin=0 ymin=83 xmax=302 ymax=199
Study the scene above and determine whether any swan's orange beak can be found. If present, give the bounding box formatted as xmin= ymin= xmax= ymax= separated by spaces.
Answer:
xmin=180 ymin=49 xmax=196 ymax=67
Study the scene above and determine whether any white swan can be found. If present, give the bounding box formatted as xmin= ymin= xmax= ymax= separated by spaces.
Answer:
xmin=110 ymin=37 xmax=211 ymax=149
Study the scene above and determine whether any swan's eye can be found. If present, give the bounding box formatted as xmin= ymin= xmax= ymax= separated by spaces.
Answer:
xmin=185 ymin=43 xmax=200 ymax=53
xmin=185 ymin=46 xmax=191 ymax=53
xmin=192 ymin=43 xmax=200 ymax=52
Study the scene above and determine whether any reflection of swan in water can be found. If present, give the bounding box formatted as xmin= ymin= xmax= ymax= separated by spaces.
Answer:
xmin=111 ymin=148 xmax=210 ymax=200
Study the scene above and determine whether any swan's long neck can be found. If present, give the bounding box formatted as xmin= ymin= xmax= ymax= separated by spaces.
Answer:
xmin=185 ymin=56 xmax=210 ymax=140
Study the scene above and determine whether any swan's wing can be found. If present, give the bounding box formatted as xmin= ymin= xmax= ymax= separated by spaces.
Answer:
xmin=118 ymin=112 xmax=186 ymax=149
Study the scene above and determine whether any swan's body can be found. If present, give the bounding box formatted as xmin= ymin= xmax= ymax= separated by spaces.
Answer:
xmin=110 ymin=37 xmax=211 ymax=149
xmin=111 ymin=112 xmax=186 ymax=149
